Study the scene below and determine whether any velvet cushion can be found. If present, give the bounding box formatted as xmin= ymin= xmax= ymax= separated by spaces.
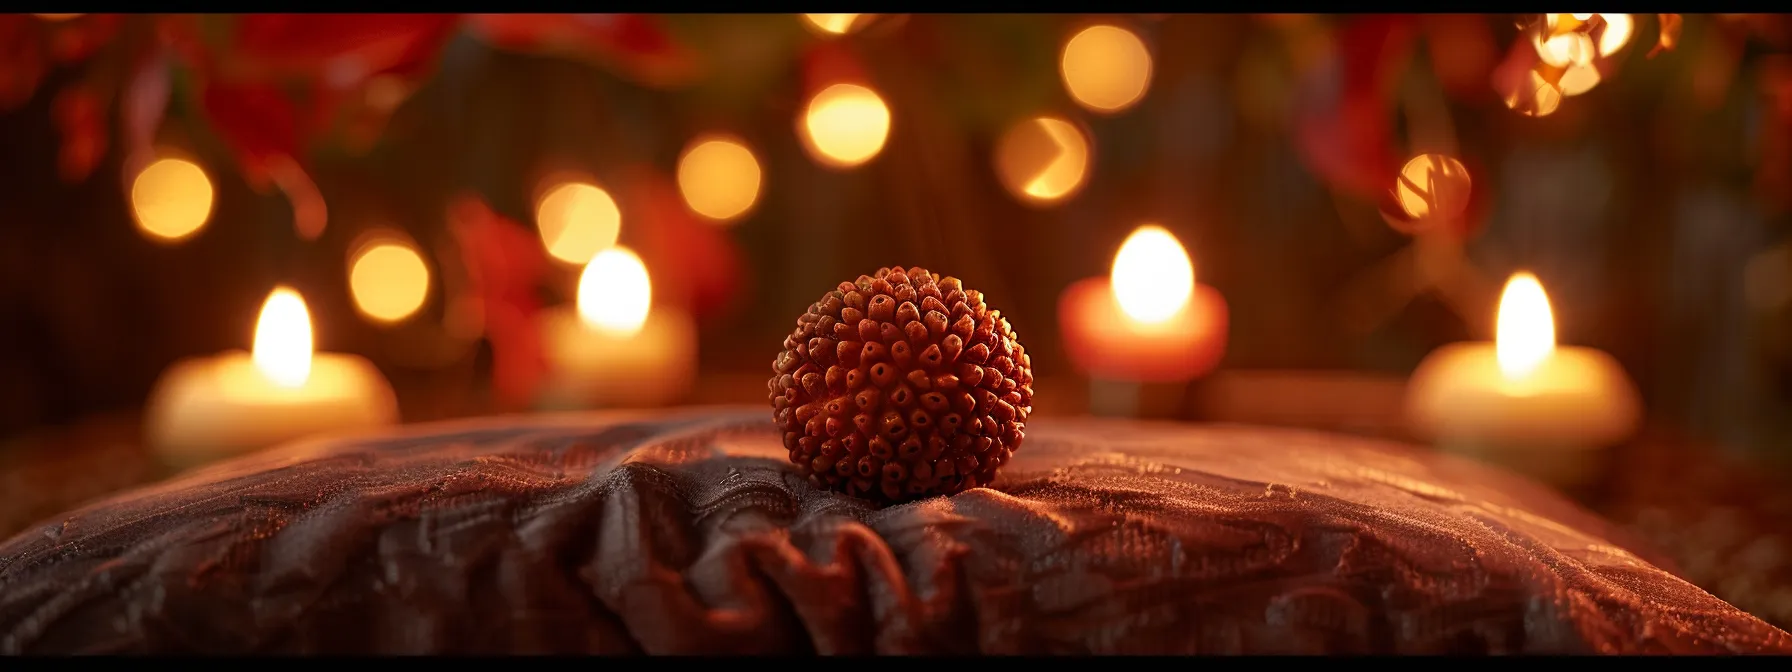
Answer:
xmin=1 ymin=407 xmax=1786 ymax=654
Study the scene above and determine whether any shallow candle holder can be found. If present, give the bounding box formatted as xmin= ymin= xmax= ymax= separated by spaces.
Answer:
xmin=1087 ymin=378 xmax=1192 ymax=420
xmin=1433 ymin=439 xmax=1618 ymax=502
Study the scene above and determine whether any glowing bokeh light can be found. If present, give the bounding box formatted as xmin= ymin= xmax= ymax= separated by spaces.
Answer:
xmin=1558 ymin=62 xmax=1602 ymax=97
xmin=577 ymin=246 xmax=653 ymax=337
xmin=252 ymin=287 xmax=315 ymax=389
xmin=1535 ymin=30 xmax=1595 ymax=68
xmin=677 ymin=136 xmax=763 ymax=223
xmin=994 ymin=116 xmax=1091 ymax=205
xmin=802 ymin=14 xmax=863 ymax=35
xmin=130 ymin=158 xmax=215 ymax=244
xmin=1110 ymin=225 xmax=1195 ymax=324
xmin=1503 ymin=70 xmax=1563 ymax=118
xmin=32 ymin=13 xmax=81 ymax=21
xmin=1597 ymin=14 xmax=1633 ymax=56
xmin=1060 ymin=24 xmax=1154 ymax=114
xmin=799 ymin=83 xmax=892 ymax=169
xmin=535 ymin=181 xmax=621 ymax=265
xmin=348 ymin=237 xmax=431 ymax=324
xmin=1394 ymin=154 xmax=1472 ymax=222
xmin=1495 ymin=273 xmax=1556 ymax=380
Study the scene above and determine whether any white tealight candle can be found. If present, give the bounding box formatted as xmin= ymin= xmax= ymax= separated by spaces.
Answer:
xmin=1405 ymin=273 xmax=1642 ymax=489
xmin=538 ymin=246 xmax=697 ymax=409
xmin=145 ymin=287 xmax=399 ymax=468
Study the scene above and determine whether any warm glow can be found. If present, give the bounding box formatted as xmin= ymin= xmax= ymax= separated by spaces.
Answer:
xmin=348 ymin=237 xmax=431 ymax=324
xmin=33 ymin=13 xmax=82 ymax=21
xmin=1394 ymin=154 xmax=1472 ymax=221
xmin=1534 ymin=30 xmax=1595 ymax=68
xmin=677 ymin=136 xmax=763 ymax=222
xmin=802 ymin=13 xmax=863 ymax=35
xmin=130 ymin=158 xmax=215 ymax=243
xmin=1559 ymin=62 xmax=1602 ymax=96
xmin=800 ymin=83 xmax=891 ymax=169
xmin=1597 ymin=14 xmax=1633 ymax=56
xmin=995 ymin=116 xmax=1091 ymax=204
xmin=535 ymin=181 xmax=621 ymax=265
xmin=1503 ymin=70 xmax=1563 ymax=118
xmin=1570 ymin=13 xmax=1595 ymax=21
xmin=577 ymin=246 xmax=652 ymax=337
xmin=1061 ymin=24 xmax=1153 ymax=114
xmin=1110 ymin=225 xmax=1195 ymax=324
xmin=1495 ymin=273 xmax=1556 ymax=380
xmin=252 ymin=287 xmax=314 ymax=389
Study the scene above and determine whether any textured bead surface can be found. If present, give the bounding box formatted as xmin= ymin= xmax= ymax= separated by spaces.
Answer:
xmin=768 ymin=266 xmax=1034 ymax=503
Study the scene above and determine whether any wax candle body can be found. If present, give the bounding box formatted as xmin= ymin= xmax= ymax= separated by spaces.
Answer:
xmin=538 ymin=305 xmax=697 ymax=409
xmin=145 ymin=351 xmax=399 ymax=467
xmin=1405 ymin=342 xmax=1641 ymax=488
xmin=1058 ymin=277 xmax=1228 ymax=383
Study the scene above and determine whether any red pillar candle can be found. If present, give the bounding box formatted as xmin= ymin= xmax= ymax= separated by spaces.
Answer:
xmin=1058 ymin=225 xmax=1228 ymax=383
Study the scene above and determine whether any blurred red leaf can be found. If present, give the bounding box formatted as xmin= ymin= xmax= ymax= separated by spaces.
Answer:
xmin=52 ymin=86 xmax=106 ymax=183
xmin=223 ymin=14 xmax=456 ymax=151
xmin=232 ymin=13 xmax=458 ymax=82
xmin=0 ymin=15 xmax=45 ymax=111
xmin=801 ymin=39 xmax=874 ymax=94
xmin=1650 ymin=14 xmax=1683 ymax=59
xmin=448 ymin=196 xmax=549 ymax=411
xmin=464 ymin=14 xmax=702 ymax=89
xmin=119 ymin=51 xmax=171 ymax=183
xmin=45 ymin=13 xmax=120 ymax=63
xmin=266 ymin=155 xmax=329 ymax=241
xmin=1293 ymin=15 xmax=1416 ymax=200
xmin=201 ymin=81 xmax=299 ymax=189
xmin=621 ymin=168 xmax=746 ymax=323
xmin=1422 ymin=15 xmax=1497 ymax=102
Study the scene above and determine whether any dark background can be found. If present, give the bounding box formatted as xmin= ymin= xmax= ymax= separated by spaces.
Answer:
xmin=3 ymin=13 xmax=1791 ymax=462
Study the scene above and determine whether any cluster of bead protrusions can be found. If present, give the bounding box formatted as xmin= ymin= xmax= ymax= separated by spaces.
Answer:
xmin=768 ymin=266 xmax=1035 ymax=503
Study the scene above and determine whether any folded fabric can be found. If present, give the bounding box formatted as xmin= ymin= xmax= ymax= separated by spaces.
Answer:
xmin=1 ymin=407 xmax=1786 ymax=654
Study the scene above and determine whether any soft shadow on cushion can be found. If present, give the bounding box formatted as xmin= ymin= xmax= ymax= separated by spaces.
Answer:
xmin=1 ymin=406 xmax=1787 ymax=654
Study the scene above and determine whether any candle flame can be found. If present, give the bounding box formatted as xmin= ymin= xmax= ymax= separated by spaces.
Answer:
xmin=1110 ymin=225 xmax=1194 ymax=324
xmin=577 ymin=246 xmax=652 ymax=337
xmin=252 ymin=287 xmax=314 ymax=388
xmin=1495 ymin=272 xmax=1556 ymax=380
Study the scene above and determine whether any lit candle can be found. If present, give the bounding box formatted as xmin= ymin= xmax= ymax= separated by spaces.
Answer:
xmin=1405 ymin=272 xmax=1642 ymax=489
xmin=538 ymin=246 xmax=697 ymax=409
xmin=1058 ymin=225 xmax=1228 ymax=414
xmin=144 ymin=287 xmax=399 ymax=468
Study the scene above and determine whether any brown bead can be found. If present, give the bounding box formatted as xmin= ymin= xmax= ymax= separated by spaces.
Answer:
xmin=896 ymin=301 xmax=920 ymax=326
xmin=941 ymin=334 xmax=964 ymax=365
xmin=869 ymin=362 xmax=898 ymax=388
xmin=923 ymin=310 xmax=948 ymax=338
xmin=769 ymin=267 xmax=1033 ymax=505
xmin=837 ymin=340 xmax=863 ymax=368
xmin=890 ymin=341 xmax=913 ymax=369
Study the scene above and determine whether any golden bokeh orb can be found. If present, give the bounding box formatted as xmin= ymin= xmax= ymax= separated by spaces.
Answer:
xmin=994 ymin=116 xmax=1091 ymax=205
xmin=799 ymin=83 xmax=892 ymax=169
xmin=535 ymin=181 xmax=621 ymax=265
xmin=801 ymin=14 xmax=865 ymax=36
xmin=1394 ymin=154 xmax=1472 ymax=223
xmin=677 ymin=136 xmax=763 ymax=223
xmin=1060 ymin=25 xmax=1154 ymax=114
xmin=348 ymin=236 xmax=431 ymax=324
xmin=130 ymin=158 xmax=215 ymax=244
